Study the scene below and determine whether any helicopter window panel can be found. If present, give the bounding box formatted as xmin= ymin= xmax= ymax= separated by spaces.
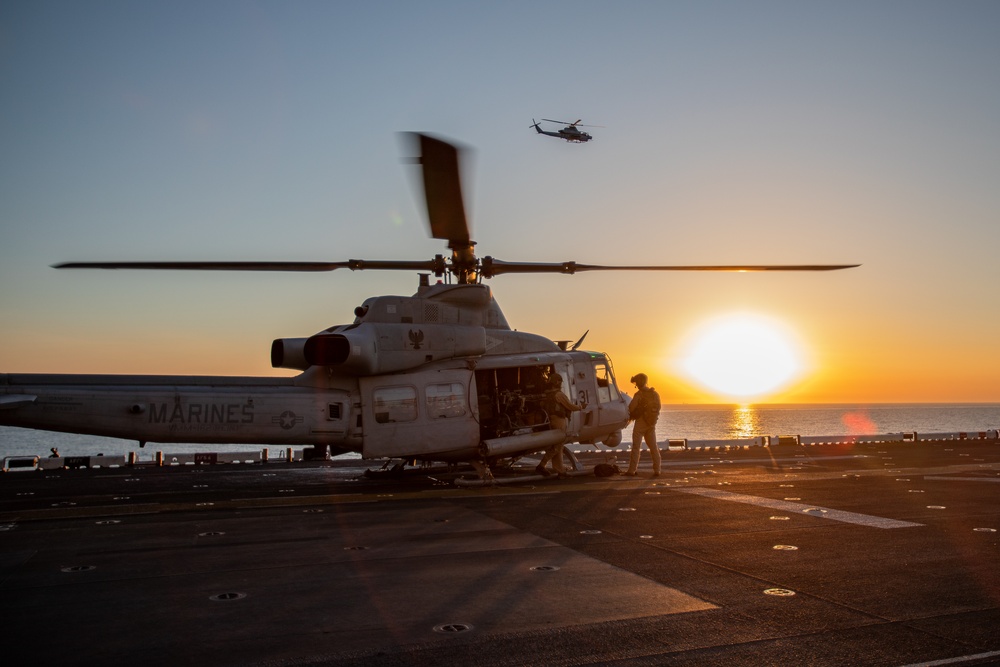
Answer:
xmin=426 ymin=383 xmax=466 ymax=419
xmin=373 ymin=386 xmax=418 ymax=423
xmin=594 ymin=363 xmax=620 ymax=403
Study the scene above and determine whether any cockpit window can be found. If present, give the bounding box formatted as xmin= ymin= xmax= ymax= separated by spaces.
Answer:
xmin=594 ymin=362 xmax=620 ymax=403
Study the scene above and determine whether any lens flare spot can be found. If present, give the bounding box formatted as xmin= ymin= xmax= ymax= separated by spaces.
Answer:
xmin=841 ymin=411 xmax=877 ymax=434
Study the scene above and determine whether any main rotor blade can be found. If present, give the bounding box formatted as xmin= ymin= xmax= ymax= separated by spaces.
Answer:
xmin=53 ymin=260 xmax=441 ymax=272
xmin=481 ymin=258 xmax=860 ymax=277
xmin=410 ymin=133 xmax=471 ymax=246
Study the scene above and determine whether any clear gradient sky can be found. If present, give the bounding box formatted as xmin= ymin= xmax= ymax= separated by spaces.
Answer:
xmin=2 ymin=1 xmax=998 ymax=404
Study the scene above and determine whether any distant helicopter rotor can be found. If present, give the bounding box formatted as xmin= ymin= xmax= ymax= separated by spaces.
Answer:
xmin=541 ymin=118 xmax=604 ymax=128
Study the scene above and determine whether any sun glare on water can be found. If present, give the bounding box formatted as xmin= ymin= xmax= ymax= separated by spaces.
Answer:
xmin=678 ymin=313 xmax=805 ymax=401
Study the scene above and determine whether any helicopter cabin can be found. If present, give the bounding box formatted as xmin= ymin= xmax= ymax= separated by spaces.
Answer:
xmin=359 ymin=351 xmax=628 ymax=462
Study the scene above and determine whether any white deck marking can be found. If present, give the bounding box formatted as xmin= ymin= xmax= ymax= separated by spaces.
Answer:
xmin=673 ymin=487 xmax=923 ymax=528
xmin=900 ymin=650 xmax=1000 ymax=667
xmin=923 ymin=476 xmax=1000 ymax=483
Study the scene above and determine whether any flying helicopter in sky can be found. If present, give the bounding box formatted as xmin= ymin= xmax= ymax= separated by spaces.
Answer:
xmin=530 ymin=118 xmax=602 ymax=143
xmin=0 ymin=133 xmax=858 ymax=481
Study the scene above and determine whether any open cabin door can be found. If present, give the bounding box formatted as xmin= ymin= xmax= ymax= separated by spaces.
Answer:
xmin=360 ymin=369 xmax=479 ymax=460
xmin=473 ymin=360 xmax=582 ymax=438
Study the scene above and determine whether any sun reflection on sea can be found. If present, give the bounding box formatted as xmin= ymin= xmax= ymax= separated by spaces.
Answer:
xmin=726 ymin=405 xmax=761 ymax=439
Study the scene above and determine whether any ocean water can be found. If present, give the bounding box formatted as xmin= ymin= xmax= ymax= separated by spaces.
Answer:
xmin=653 ymin=403 xmax=1000 ymax=442
xmin=2 ymin=403 xmax=997 ymax=460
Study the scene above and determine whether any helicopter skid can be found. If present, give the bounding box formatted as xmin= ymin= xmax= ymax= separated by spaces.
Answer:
xmin=454 ymin=466 xmax=592 ymax=487
xmin=456 ymin=445 xmax=584 ymax=486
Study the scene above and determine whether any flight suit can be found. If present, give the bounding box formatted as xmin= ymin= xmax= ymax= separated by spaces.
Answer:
xmin=626 ymin=386 xmax=661 ymax=476
xmin=538 ymin=385 xmax=583 ymax=475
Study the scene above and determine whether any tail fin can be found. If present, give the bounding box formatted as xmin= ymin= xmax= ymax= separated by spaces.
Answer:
xmin=531 ymin=119 xmax=542 ymax=133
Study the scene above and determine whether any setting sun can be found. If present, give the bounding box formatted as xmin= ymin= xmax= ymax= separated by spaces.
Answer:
xmin=678 ymin=313 xmax=805 ymax=401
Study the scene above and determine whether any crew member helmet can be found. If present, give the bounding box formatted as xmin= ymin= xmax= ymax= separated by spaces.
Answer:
xmin=630 ymin=373 xmax=648 ymax=385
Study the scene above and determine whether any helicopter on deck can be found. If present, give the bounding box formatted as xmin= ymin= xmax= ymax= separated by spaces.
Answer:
xmin=531 ymin=118 xmax=602 ymax=143
xmin=0 ymin=134 xmax=858 ymax=481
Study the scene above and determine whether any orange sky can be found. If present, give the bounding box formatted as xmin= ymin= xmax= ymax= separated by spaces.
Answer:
xmin=2 ymin=4 xmax=999 ymax=405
